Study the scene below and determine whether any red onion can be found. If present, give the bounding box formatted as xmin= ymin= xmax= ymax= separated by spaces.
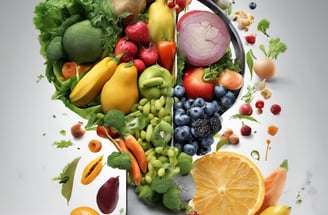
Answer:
xmin=177 ymin=10 xmax=230 ymax=66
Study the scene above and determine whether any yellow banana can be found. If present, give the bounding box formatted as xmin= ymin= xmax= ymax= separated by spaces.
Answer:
xmin=69 ymin=57 xmax=117 ymax=106
xmin=147 ymin=0 xmax=175 ymax=44
xmin=260 ymin=205 xmax=291 ymax=215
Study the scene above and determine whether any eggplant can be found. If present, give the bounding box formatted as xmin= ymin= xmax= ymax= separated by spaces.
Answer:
xmin=96 ymin=176 xmax=119 ymax=214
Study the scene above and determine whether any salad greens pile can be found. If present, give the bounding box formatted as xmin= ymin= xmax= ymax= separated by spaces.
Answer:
xmin=33 ymin=0 xmax=124 ymax=129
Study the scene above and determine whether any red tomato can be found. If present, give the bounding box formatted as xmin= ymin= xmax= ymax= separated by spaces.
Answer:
xmin=183 ymin=67 xmax=215 ymax=101
xmin=96 ymin=125 xmax=119 ymax=139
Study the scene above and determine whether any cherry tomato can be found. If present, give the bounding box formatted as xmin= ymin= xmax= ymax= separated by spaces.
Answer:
xmin=96 ymin=125 xmax=119 ymax=138
xmin=245 ymin=34 xmax=256 ymax=44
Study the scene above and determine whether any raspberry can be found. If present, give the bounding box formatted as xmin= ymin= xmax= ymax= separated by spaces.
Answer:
xmin=270 ymin=104 xmax=282 ymax=115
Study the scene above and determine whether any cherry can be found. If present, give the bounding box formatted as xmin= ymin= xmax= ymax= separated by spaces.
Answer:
xmin=270 ymin=104 xmax=282 ymax=115
xmin=240 ymin=124 xmax=252 ymax=136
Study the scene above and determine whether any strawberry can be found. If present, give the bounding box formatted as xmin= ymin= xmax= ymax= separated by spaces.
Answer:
xmin=139 ymin=44 xmax=159 ymax=66
xmin=125 ymin=21 xmax=150 ymax=46
xmin=114 ymin=38 xmax=138 ymax=63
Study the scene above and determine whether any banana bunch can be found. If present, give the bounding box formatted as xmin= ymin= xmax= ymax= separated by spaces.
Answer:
xmin=260 ymin=205 xmax=291 ymax=215
xmin=147 ymin=0 xmax=175 ymax=44
xmin=69 ymin=57 xmax=117 ymax=106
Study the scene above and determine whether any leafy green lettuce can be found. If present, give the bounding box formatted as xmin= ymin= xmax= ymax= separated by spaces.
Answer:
xmin=33 ymin=0 xmax=124 ymax=129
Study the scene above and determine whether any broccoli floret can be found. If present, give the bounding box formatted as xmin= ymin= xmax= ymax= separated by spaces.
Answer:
xmin=191 ymin=118 xmax=212 ymax=138
xmin=177 ymin=152 xmax=193 ymax=176
xmin=162 ymin=186 xmax=183 ymax=211
xmin=103 ymin=109 xmax=126 ymax=135
xmin=107 ymin=151 xmax=132 ymax=170
xmin=136 ymin=184 xmax=162 ymax=206
xmin=151 ymin=176 xmax=174 ymax=194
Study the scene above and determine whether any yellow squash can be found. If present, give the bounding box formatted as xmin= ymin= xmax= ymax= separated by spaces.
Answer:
xmin=147 ymin=0 xmax=175 ymax=44
xmin=100 ymin=63 xmax=139 ymax=114
xmin=69 ymin=57 xmax=117 ymax=106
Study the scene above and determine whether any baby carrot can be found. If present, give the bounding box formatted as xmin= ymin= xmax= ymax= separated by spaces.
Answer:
xmin=123 ymin=135 xmax=148 ymax=174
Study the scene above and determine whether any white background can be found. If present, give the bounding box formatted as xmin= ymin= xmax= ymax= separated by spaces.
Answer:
xmin=1 ymin=0 xmax=328 ymax=214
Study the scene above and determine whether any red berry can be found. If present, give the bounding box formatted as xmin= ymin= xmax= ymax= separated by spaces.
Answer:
xmin=240 ymin=124 xmax=252 ymax=136
xmin=270 ymin=104 xmax=282 ymax=115
xmin=167 ymin=0 xmax=175 ymax=8
xmin=133 ymin=59 xmax=146 ymax=73
xmin=255 ymin=100 xmax=264 ymax=109
xmin=175 ymin=4 xmax=181 ymax=13
xmin=239 ymin=103 xmax=253 ymax=115
xmin=245 ymin=34 xmax=256 ymax=44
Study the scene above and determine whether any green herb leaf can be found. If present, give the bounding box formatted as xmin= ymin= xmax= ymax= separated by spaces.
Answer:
xmin=280 ymin=159 xmax=288 ymax=170
xmin=246 ymin=49 xmax=256 ymax=79
xmin=251 ymin=150 xmax=260 ymax=161
xmin=267 ymin=37 xmax=288 ymax=60
xmin=36 ymin=74 xmax=44 ymax=83
xmin=203 ymin=49 xmax=241 ymax=82
xmin=53 ymin=156 xmax=81 ymax=204
xmin=53 ymin=140 xmax=73 ymax=148
xmin=176 ymin=52 xmax=186 ymax=85
xmin=241 ymin=85 xmax=257 ymax=103
xmin=257 ymin=18 xmax=270 ymax=37
xmin=230 ymin=114 xmax=259 ymax=122
xmin=59 ymin=129 xmax=66 ymax=136
xmin=216 ymin=139 xmax=229 ymax=151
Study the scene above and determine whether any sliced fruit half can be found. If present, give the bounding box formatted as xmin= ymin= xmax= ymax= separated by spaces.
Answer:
xmin=191 ymin=151 xmax=265 ymax=215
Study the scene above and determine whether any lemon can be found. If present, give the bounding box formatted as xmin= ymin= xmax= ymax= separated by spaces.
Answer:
xmin=191 ymin=151 xmax=265 ymax=215
xmin=260 ymin=205 xmax=291 ymax=215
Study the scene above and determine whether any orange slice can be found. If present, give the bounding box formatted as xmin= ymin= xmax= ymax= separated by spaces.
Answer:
xmin=191 ymin=151 xmax=265 ymax=215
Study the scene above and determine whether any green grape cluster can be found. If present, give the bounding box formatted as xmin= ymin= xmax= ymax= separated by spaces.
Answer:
xmin=129 ymin=95 xmax=174 ymax=150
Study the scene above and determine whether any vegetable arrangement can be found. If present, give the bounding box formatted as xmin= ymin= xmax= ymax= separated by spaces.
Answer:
xmin=34 ymin=0 xmax=292 ymax=214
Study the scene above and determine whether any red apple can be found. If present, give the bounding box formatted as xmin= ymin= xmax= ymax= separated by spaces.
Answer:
xmin=125 ymin=21 xmax=150 ymax=46
xmin=114 ymin=37 xmax=138 ymax=62
xmin=183 ymin=67 xmax=215 ymax=101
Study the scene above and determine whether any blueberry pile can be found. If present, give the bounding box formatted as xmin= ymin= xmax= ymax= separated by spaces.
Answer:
xmin=172 ymin=84 xmax=239 ymax=156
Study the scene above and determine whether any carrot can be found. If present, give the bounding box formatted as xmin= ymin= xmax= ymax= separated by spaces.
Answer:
xmin=116 ymin=138 xmax=142 ymax=185
xmin=88 ymin=139 xmax=102 ymax=153
xmin=62 ymin=62 xmax=92 ymax=80
xmin=123 ymin=135 xmax=148 ymax=173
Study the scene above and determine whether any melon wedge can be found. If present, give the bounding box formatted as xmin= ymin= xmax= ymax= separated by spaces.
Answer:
xmin=256 ymin=160 xmax=288 ymax=214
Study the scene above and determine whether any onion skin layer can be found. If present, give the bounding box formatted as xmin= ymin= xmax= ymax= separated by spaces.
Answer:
xmin=177 ymin=10 xmax=230 ymax=67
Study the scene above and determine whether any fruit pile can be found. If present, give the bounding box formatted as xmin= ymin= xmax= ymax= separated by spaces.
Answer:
xmin=34 ymin=0 xmax=290 ymax=214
